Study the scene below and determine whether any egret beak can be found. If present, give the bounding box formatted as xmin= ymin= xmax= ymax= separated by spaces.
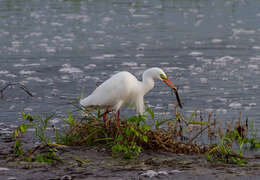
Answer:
xmin=163 ymin=78 xmax=183 ymax=109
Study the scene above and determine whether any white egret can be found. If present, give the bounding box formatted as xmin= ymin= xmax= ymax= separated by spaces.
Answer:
xmin=80 ymin=67 xmax=182 ymax=123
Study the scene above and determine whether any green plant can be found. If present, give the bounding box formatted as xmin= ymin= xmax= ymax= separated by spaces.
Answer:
xmin=111 ymin=114 xmax=150 ymax=159
xmin=206 ymin=135 xmax=247 ymax=165
xmin=247 ymin=120 xmax=260 ymax=149
xmin=56 ymin=110 xmax=77 ymax=144
xmin=12 ymin=112 xmax=60 ymax=163
xmin=13 ymin=123 xmax=28 ymax=156
xmin=229 ymin=129 xmax=260 ymax=150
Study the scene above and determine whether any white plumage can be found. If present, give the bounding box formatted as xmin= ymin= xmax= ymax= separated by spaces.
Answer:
xmin=80 ymin=67 xmax=181 ymax=119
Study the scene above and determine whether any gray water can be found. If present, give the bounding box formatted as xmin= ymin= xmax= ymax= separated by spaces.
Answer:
xmin=0 ymin=0 xmax=259 ymax=130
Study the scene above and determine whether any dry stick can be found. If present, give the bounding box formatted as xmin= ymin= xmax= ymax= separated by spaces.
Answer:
xmin=177 ymin=105 xmax=189 ymax=126
xmin=200 ymin=111 xmax=203 ymax=132
xmin=213 ymin=114 xmax=217 ymax=136
xmin=0 ymin=82 xmax=33 ymax=99
xmin=235 ymin=111 xmax=242 ymax=130
xmin=187 ymin=122 xmax=215 ymax=145
xmin=26 ymin=144 xmax=45 ymax=158
xmin=208 ymin=112 xmax=212 ymax=138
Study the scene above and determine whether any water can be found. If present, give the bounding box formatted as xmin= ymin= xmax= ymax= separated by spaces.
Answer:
xmin=0 ymin=0 xmax=259 ymax=131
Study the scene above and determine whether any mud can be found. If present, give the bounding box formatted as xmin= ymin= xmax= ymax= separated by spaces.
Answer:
xmin=0 ymin=124 xmax=259 ymax=180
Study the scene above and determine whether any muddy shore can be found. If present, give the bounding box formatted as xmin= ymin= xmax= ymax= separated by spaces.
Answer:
xmin=0 ymin=124 xmax=259 ymax=180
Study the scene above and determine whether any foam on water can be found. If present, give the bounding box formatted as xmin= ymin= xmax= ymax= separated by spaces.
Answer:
xmin=231 ymin=28 xmax=256 ymax=39
xmin=226 ymin=45 xmax=237 ymax=48
xmin=252 ymin=46 xmax=260 ymax=50
xmin=121 ymin=62 xmax=138 ymax=66
xmin=24 ymin=107 xmax=33 ymax=112
xmin=211 ymin=39 xmax=223 ymax=43
xmin=248 ymin=64 xmax=259 ymax=71
xmin=51 ymin=22 xmax=63 ymax=27
xmin=0 ymin=70 xmax=9 ymax=74
xmin=59 ymin=64 xmax=83 ymax=74
xmin=5 ymin=74 xmax=17 ymax=78
xmin=216 ymin=108 xmax=227 ymax=114
xmin=228 ymin=102 xmax=242 ymax=109
xmin=189 ymin=51 xmax=203 ymax=56
xmin=84 ymin=64 xmax=97 ymax=69
xmin=164 ymin=67 xmax=186 ymax=72
xmin=136 ymin=54 xmax=144 ymax=57
xmin=19 ymin=70 xmax=36 ymax=75
xmin=200 ymin=78 xmax=208 ymax=84
xmin=26 ymin=77 xmax=47 ymax=82
xmin=91 ymin=54 xmax=115 ymax=60
xmin=46 ymin=47 xmax=56 ymax=53
xmin=216 ymin=97 xmax=227 ymax=103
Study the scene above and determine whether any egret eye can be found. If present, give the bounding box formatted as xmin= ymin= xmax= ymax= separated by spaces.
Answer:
xmin=160 ymin=74 xmax=167 ymax=80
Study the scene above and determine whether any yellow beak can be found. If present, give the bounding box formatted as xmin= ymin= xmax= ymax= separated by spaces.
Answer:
xmin=163 ymin=78 xmax=183 ymax=109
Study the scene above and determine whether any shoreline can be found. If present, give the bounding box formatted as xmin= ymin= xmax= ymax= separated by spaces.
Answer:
xmin=0 ymin=124 xmax=259 ymax=180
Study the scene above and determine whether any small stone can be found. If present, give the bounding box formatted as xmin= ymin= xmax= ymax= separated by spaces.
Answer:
xmin=61 ymin=175 xmax=72 ymax=180
xmin=140 ymin=170 xmax=158 ymax=178
xmin=0 ymin=167 xmax=10 ymax=171
xmin=169 ymin=169 xmax=183 ymax=174
xmin=8 ymin=177 xmax=16 ymax=180
xmin=158 ymin=171 xmax=168 ymax=176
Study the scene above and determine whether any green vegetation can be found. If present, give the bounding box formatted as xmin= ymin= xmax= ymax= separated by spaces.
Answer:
xmin=12 ymin=105 xmax=260 ymax=165
xmin=206 ymin=117 xmax=260 ymax=165
xmin=13 ymin=112 xmax=61 ymax=163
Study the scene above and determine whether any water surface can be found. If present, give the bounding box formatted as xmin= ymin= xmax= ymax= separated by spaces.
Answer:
xmin=0 ymin=0 xmax=259 ymax=130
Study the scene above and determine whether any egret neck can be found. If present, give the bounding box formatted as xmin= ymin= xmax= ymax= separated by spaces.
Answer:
xmin=141 ymin=70 xmax=155 ymax=95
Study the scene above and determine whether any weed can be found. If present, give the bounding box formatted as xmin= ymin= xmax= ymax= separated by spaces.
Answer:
xmin=12 ymin=103 xmax=259 ymax=164
xmin=206 ymin=135 xmax=247 ymax=165
xmin=12 ymin=112 xmax=60 ymax=163
xmin=13 ymin=122 xmax=29 ymax=156
xmin=111 ymin=115 xmax=150 ymax=158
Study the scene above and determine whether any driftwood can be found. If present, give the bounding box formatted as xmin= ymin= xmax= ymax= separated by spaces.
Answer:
xmin=0 ymin=82 xmax=33 ymax=99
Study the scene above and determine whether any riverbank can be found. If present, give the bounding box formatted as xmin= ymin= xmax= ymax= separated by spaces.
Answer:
xmin=0 ymin=124 xmax=259 ymax=180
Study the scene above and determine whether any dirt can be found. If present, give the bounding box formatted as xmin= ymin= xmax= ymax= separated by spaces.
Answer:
xmin=0 ymin=124 xmax=259 ymax=180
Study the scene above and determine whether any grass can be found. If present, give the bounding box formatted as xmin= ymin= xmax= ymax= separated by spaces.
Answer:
xmin=11 ymin=103 xmax=260 ymax=164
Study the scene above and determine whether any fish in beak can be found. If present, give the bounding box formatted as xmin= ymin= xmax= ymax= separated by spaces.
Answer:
xmin=163 ymin=78 xmax=183 ymax=109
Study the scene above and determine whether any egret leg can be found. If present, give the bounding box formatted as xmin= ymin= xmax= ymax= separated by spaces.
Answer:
xmin=103 ymin=106 xmax=110 ymax=122
xmin=116 ymin=110 xmax=120 ymax=126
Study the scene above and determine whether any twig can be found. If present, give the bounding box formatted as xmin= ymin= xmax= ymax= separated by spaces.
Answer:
xmin=208 ymin=112 xmax=212 ymax=138
xmin=187 ymin=123 xmax=215 ymax=145
xmin=0 ymin=82 xmax=33 ymax=99
xmin=26 ymin=144 xmax=45 ymax=158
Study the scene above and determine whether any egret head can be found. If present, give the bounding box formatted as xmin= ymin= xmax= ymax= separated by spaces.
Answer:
xmin=158 ymin=73 xmax=174 ymax=89
xmin=157 ymin=68 xmax=183 ymax=109
xmin=142 ymin=67 xmax=183 ymax=108
xmin=145 ymin=67 xmax=167 ymax=80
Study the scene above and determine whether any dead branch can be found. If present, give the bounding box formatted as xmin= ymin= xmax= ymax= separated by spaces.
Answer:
xmin=0 ymin=82 xmax=33 ymax=99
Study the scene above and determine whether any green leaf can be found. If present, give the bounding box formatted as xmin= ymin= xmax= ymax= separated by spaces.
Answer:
xmin=125 ymin=128 xmax=132 ymax=136
xmin=22 ymin=112 xmax=34 ymax=122
xmin=44 ymin=113 xmax=55 ymax=129
xmin=19 ymin=123 xmax=28 ymax=134
xmin=141 ymin=124 xmax=150 ymax=131
xmin=146 ymin=107 xmax=154 ymax=119
xmin=190 ymin=121 xmax=209 ymax=125
xmin=13 ymin=129 xmax=19 ymax=139
xmin=142 ymin=135 xmax=148 ymax=143
xmin=134 ymin=131 xmax=139 ymax=136
xmin=155 ymin=119 xmax=168 ymax=129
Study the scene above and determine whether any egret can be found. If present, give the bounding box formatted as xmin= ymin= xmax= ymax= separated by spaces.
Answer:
xmin=80 ymin=67 xmax=182 ymax=123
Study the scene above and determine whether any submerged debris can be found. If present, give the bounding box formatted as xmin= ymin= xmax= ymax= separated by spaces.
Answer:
xmin=0 ymin=82 xmax=33 ymax=99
